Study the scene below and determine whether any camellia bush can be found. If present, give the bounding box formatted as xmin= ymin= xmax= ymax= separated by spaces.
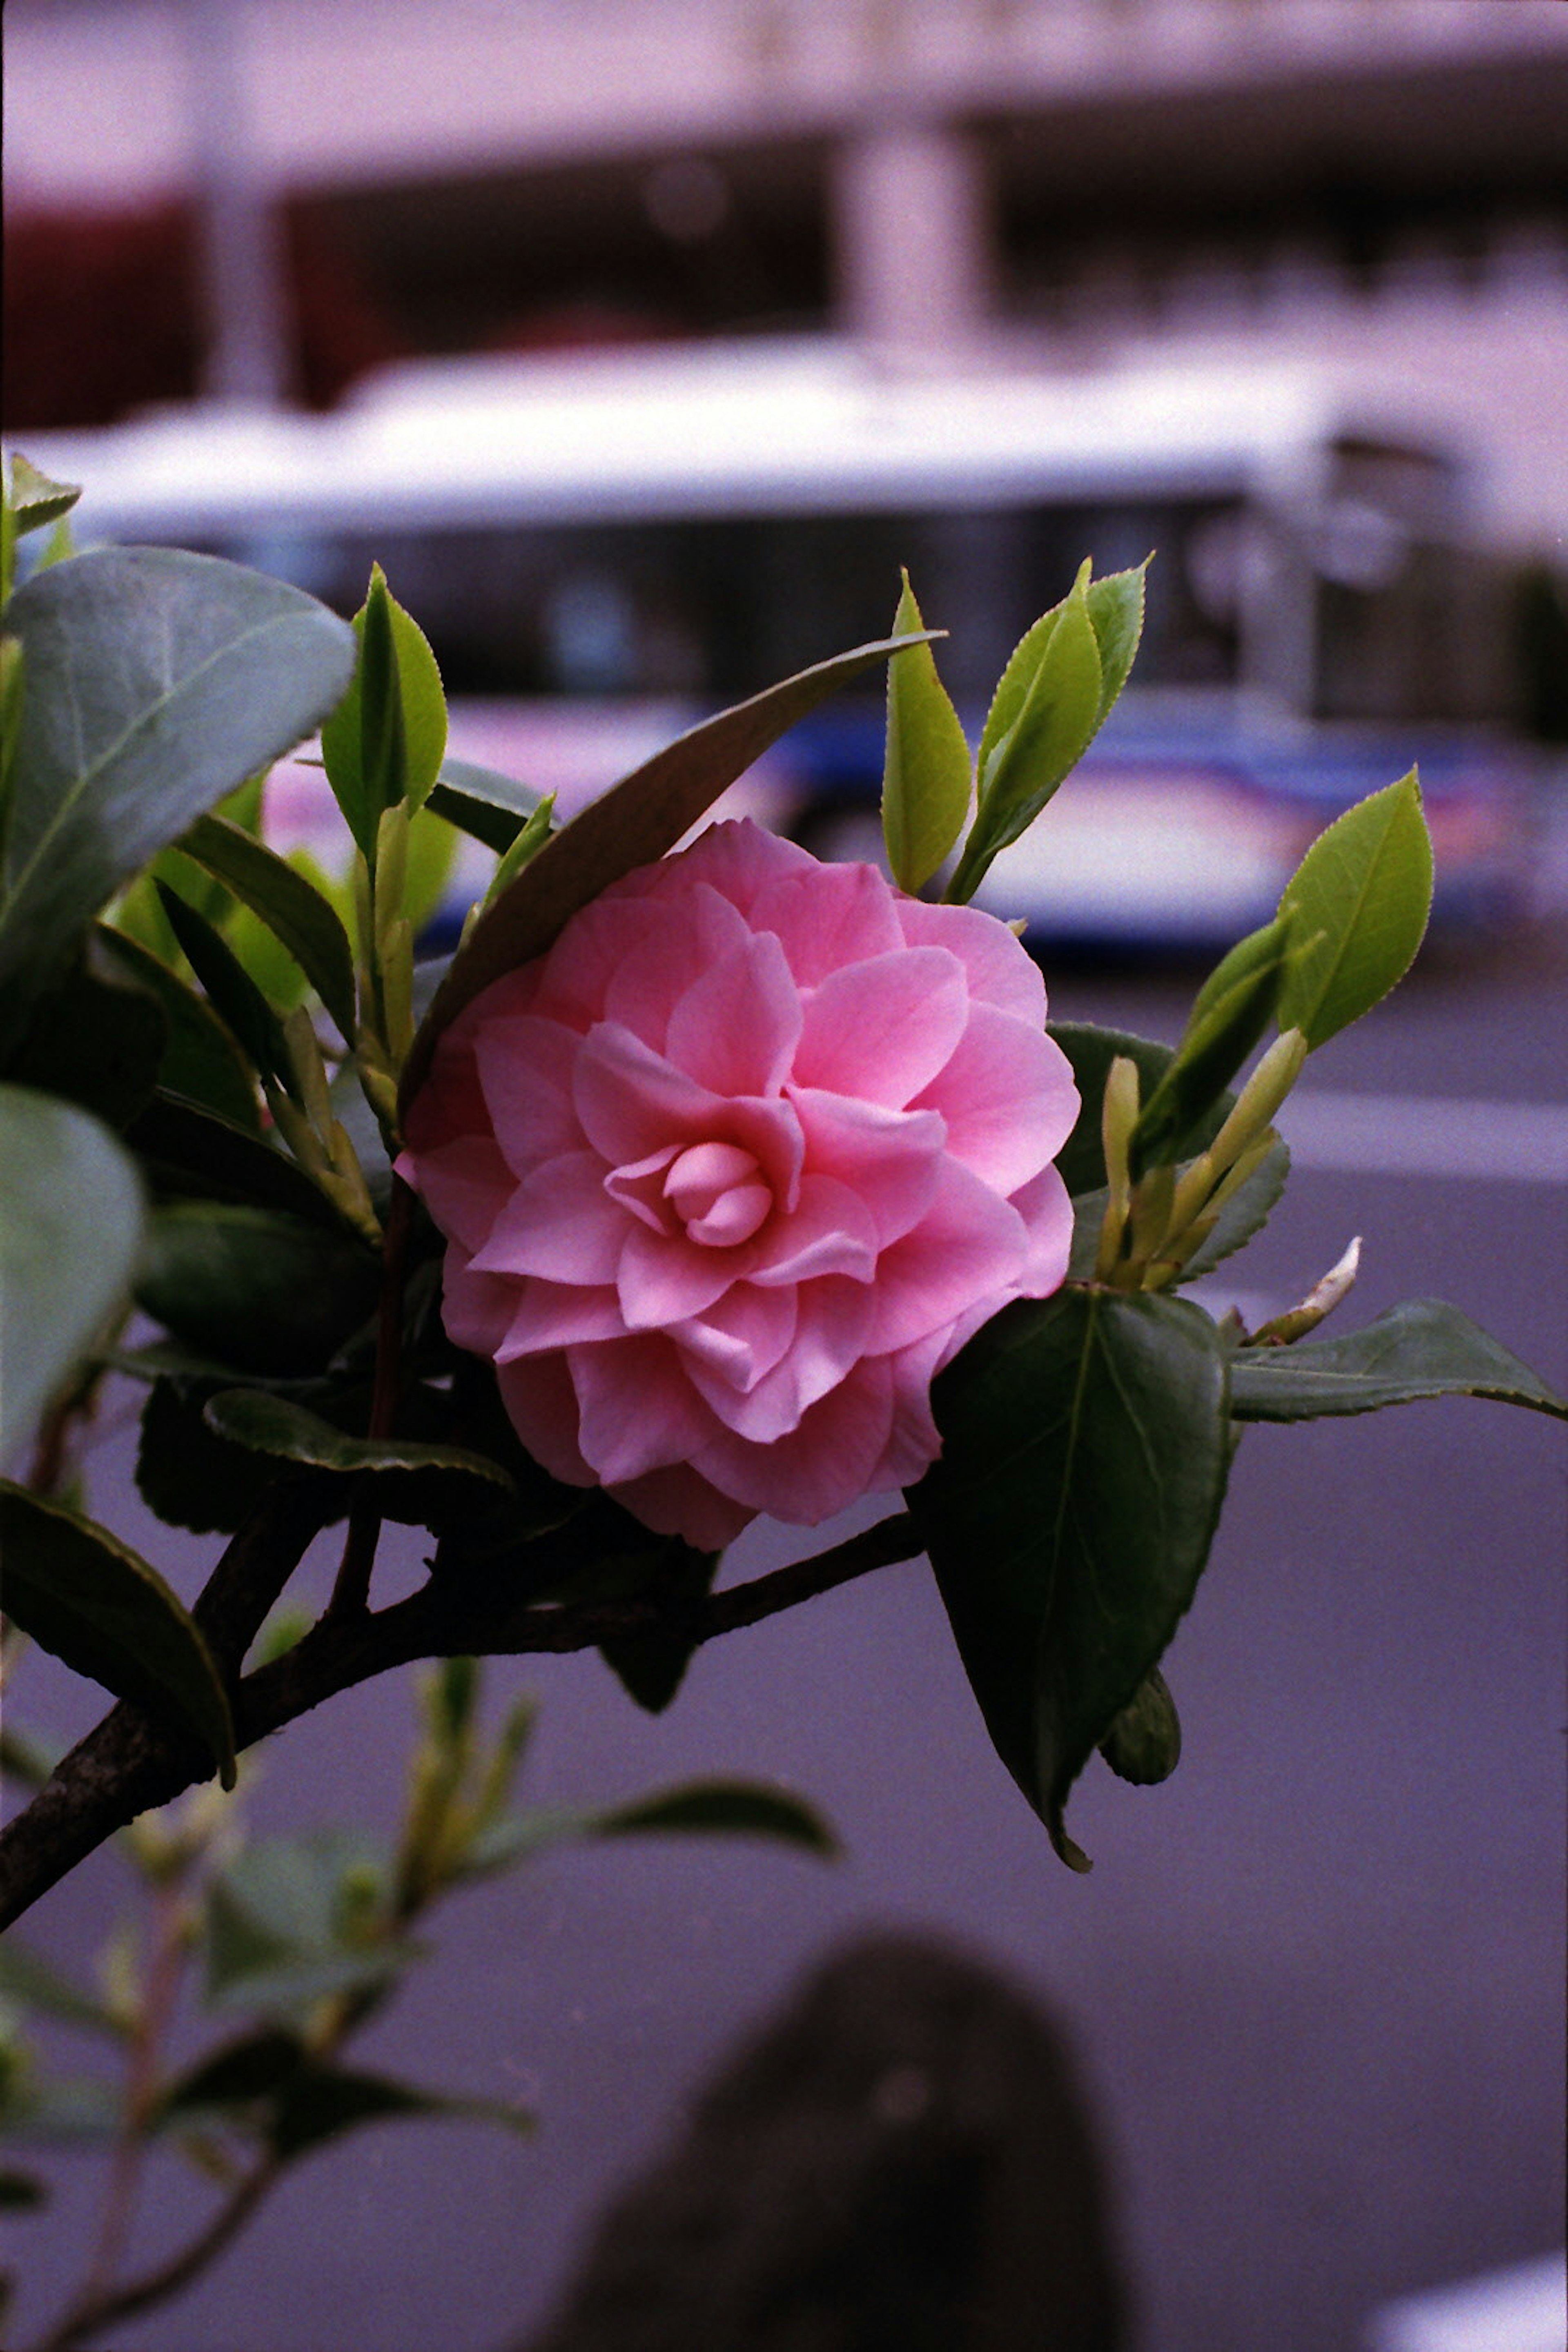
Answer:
xmin=0 ymin=453 xmax=1563 ymax=2341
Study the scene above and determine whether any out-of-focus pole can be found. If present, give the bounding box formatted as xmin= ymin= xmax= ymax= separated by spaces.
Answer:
xmin=831 ymin=116 xmax=994 ymax=356
xmin=182 ymin=0 xmax=290 ymax=406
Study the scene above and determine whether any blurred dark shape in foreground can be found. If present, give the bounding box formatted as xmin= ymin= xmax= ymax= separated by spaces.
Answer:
xmin=523 ymin=1932 xmax=1125 ymax=2352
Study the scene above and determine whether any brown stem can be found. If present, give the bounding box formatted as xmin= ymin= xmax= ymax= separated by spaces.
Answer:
xmin=0 ymin=1510 xmax=923 ymax=1929
xmin=327 ymin=1172 xmax=414 ymax=1620
xmin=32 ymin=2155 xmax=279 ymax=2352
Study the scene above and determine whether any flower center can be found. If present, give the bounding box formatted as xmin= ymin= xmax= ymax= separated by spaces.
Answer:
xmin=663 ymin=1141 xmax=773 ymax=1247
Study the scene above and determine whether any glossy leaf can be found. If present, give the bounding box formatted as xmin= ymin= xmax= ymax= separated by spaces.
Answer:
xmin=881 ymin=572 xmax=971 ymax=891
xmin=0 ymin=1085 xmax=144 ymax=1464
xmin=1046 ymin=1025 xmax=1231 ymax=1198
xmin=0 ymin=1485 xmax=235 ymax=1785
xmin=154 ymin=881 xmax=295 ymax=1099
xmin=1 ymin=936 xmax=167 ymax=1131
xmin=1230 ymin=1297 xmax=1568 ymax=1422
xmin=204 ymin=1389 xmax=514 ymax=1523
xmin=178 ymin=813 xmax=358 ymax=1040
xmin=1276 ymin=771 xmax=1433 ymax=1049
xmin=951 ymin=566 xmax=1102 ymax=902
xmin=594 ymin=1780 xmax=838 ymax=1853
xmin=136 ymin=1375 xmax=283 ymax=1537
xmin=911 ymin=1288 xmax=1231 ymax=1867
xmin=136 ymin=1203 xmax=380 ymax=1377
xmin=1130 ymin=917 xmax=1291 ymax=1178
xmin=403 ymin=630 xmax=932 ymax=1111
xmin=127 ymin=1092 xmax=343 ymax=1227
xmin=320 ymin=568 xmax=447 ymax=859
xmin=0 ymin=548 xmax=354 ymax=1051
xmin=1098 ymin=1667 xmax=1181 ymax=1786
xmin=427 ymin=756 xmax=548 ymax=856
xmin=96 ymin=926 xmax=261 ymax=1131
xmin=1083 ymin=559 xmax=1148 ymax=728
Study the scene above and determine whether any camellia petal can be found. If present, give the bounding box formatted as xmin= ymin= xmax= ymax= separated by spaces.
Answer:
xmin=399 ymin=819 xmax=1078 ymax=1548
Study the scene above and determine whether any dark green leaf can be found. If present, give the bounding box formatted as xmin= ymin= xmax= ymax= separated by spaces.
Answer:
xmin=136 ymin=1374 xmax=283 ymax=1537
xmin=1230 ymin=1297 xmax=1568 ymax=1422
xmin=599 ymin=1541 xmax=717 ymax=1713
xmin=0 ymin=2168 xmax=47 ymax=2208
xmin=0 ymin=1084 xmax=144 ymax=1463
xmin=1098 ymin=1667 xmax=1181 ymax=1785
xmin=0 ymin=1940 xmax=125 ymax=2038
xmin=0 ymin=549 xmax=355 ymax=1051
xmin=136 ymin=1203 xmax=380 ymax=1377
xmin=6 ymin=453 xmax=82 ymax=537
xmin=1 ymin=936 xmax=166 ymax=1131
xmin=427 ymin=756 xmax=547 ymax=856
xmin=0 ymin=1485 xmax=236 ymax=1784
xmin=320 ymin=568 xmax=446 ymax=860
xmin=268 ymin=2065 xmax=533 ymax=2162
xmin=910 ymin=1288 xmax=1231 ymax=1868
xmin=127 ymin=1091 xmax=343 ymax=1226
xmin=1046 ymin=1025 xmax=1230 ymax=1198
xmin=154 ymin=881 xmax=295 ymax=1098
xmin=881 ymin=571 xmax=971 ymax=892
xmin=96 ymin=926 xmax=261 ymax=1131
xmin=1130 ymin=918 xmax=1291 ymax=1179
xmin=158 ymin=2026 xmax=305 ymax=2119
xmin=1276 ymin=771 xmax=1433 ymax=1049
xmin=203 ymin=1389 xmax=514 ymax=1524
xmin=593 ymin=1780 xmax=838 ymax=1855
xmin=403 ymin=629 xmax=934 ymax=1112
xmin=177 ymin=813 xmax=358 ymax=1040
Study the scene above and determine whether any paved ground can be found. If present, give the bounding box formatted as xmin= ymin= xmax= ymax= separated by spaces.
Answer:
xmin=8 ymin=934 xmax=1565 ymax=2352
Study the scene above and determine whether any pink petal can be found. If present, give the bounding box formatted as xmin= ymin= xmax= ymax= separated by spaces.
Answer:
xmin=475 ymin=1014 xmax=586 ymax=1173
xmin=793 ymin=949 xmax=970 ymax=1108
xmin=497 ymin=1352 xmax=594 ymax=1486
xmin=609 ymin=1462 xmax=756 ymax=1551
xmin=572 ymin=1022 xmax=721 ymax=1169
xmin=601 ymin=884 xmax=753 ymax=1051
xmin=864 ymin=1158 xmax=1027 ymax=1354
xmin=788 ymin=1088 xmax=945 ymax=1247
xmin=895 ymin=898 xmax=1047 ymax=1025
xmin=495 ymin=1278 xmax=626 ymax=1361
xmin=440 ymin=1251 xmax=518 ymax=1357
xmin=617 ymin=1218 xmax=743 ymax=1329
xmin=664 ymin=928 xmax=802 ymax=1099
xmin=910 ymin=1004 xmax=1079 ymax=1196
xmin=1007 ymin=1162 xmax=1076 ymax=1297
xmin=644 ymin=817 xmax=815 ymax=920
xmin=695 ymin=1356 xmax=895 ymax=1524
xmin=747 ymin=858 xmax=905 ymax=987
xmin=670 ymin=1283 xmax=798 ymax=1395
xmin=686 ymin=1274 xmax=874 ymax=1441
xmin=470 ymin=1150 xmax=625 ymax=1284
xmin=748 ymin=1172 xmax=879 ymax=1287
xmin=406 ymin=1134 xmax=513 ymax=1255
xmin=569 ymin=1335 xmax=712 ymax=1482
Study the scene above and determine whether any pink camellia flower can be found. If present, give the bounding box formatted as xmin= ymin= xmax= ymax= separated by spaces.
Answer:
xmin=398 ymin=819 xmax=1079 ymax=1551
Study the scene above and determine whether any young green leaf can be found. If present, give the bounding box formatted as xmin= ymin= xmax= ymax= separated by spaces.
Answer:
xmin=910 ymin=1288 xmax=1231 ymax=1868
xmin=319 ymin=567 xmax=447 ymax=862
xmin=1229 ymin=1297 xmax=1567 ymax=1422
xmin=1084 ymin=559 xmax=1149 ymax=728
xmin=1276 ymin=771 xmax=1433 ymax=1049
xmin=177 ymin=813 xmax=358 ymax=1040
xmin=4 ymin=454 xmax=82 ymax=539
xmin=403 ymin=628 xmax=933 ymax=1115
xmin=0 ymin=549 xmax=355 ymax=1054
xmin=950 ymin=566 xmax=1102 ymax=902
xmin=154 ymin=881 xmax=296 ymax=1100
xmin=427 ymin=756 xmax=548 ymax=855
xmin=0 ymin=1485 xmax=236 ymax=1785
xmin=881 ymin=571 xmax=971 ymax=892
xmin=0 ymin=1084 xmax=144 ymax=1466
xmin=1129 ymin=917 xmax=1292 ymax=1178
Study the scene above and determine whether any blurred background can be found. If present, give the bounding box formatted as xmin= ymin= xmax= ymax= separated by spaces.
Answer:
xmin=4 ymin=4 xmax=1566 ymax=2348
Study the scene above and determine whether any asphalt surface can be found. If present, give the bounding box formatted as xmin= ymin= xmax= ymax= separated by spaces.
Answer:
xmin=7 ymin=936 xmax=1566 ymax=2352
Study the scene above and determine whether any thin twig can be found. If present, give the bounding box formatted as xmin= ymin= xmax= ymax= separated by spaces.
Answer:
xmin=32 ymin=2155 xmax=279 ymax=2352
xmin=327 ymin=1172 xmax=414 ymax=1620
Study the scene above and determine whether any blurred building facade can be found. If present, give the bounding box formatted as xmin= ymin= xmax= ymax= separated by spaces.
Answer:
xmin=6 ymin=0 xmax=1568 ymax=553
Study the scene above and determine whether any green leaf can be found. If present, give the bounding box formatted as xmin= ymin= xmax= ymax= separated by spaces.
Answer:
xmin=1130 ymin=917 xmax=1291 ymax=1179
xmin=0 ymin=2167 xmax=47 ymax=2208
xmin=1276 ymin=771 xmax=1434 ymax=1049
xmin=476 ymin=793 xmax=555 ymax=911
xmin=320 ymin=568 xmax=447 ymax=861
xmin=1046 ymin=1025 xmax=1230 ymax=1198
xmin=426 ymin=756 xmax=547 ymax=856
xmin=1098 ymin=1667 xmax=1181 ymax=1786
xmin=0 ymin=1940 xmax=126 ymax=2038
xmin=881 ymin=571 xmax=971 ymax=892
xmin=598 ymin=1541 xmax=717 ymax=1713
xmin=0 ymin=1485 xmax=236 ymax=1784
xmin=204 ymin=1831 xmax=401 ymax=2009
xmin=269 ymin=2065 xmax=534 ymax=2162
xmin=96 ymin=926 xmax=261 ymax=1131
xmin=177 ymin=814 xmax=358 ymax=1041
xmin=1 ymin=936 xmax=167 ymax=1131
xmin=6 ymin=454 xmax=82 ymax=538
xmin=1177 ymin=1137 xmax=1291 ymax=1278
xmin=136 ymin=1203 xmax=380 ymax=1378
xmin=157 ymin=2025 xmax=306 ymax=2116
xmin=593 ymin=1780 xmax=838 ymax=1855
xmin=403 ymin=629 xmax=934 ymax=1113
xmin=1083 ymin=559 xmax=1148 ymax=729
xmin=951 ymin=565 xmax=1103 ymax=902
xmin=127 ymin=1092 xmax=343 ymax=1227
xmin=910 ymin=1288 xmax=1231 ymax=1868
xmin=154 ymin=880 xmax=295 ymax=1099
xmin=1230 ymin=1298 xmax=1568 ymax=1422
xmin=203 ymin=1389 xmax=514 ymax=1524
xmin=0 ymin=1084 xmax=144 ymax=1464
xmin=136 ymin=1374 xmax=289 ymax=1536
xmin=0 ymin=2074 xmax=122 ymax=2145
xmin=0 ymin=549 xmax=355 ymax=1054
